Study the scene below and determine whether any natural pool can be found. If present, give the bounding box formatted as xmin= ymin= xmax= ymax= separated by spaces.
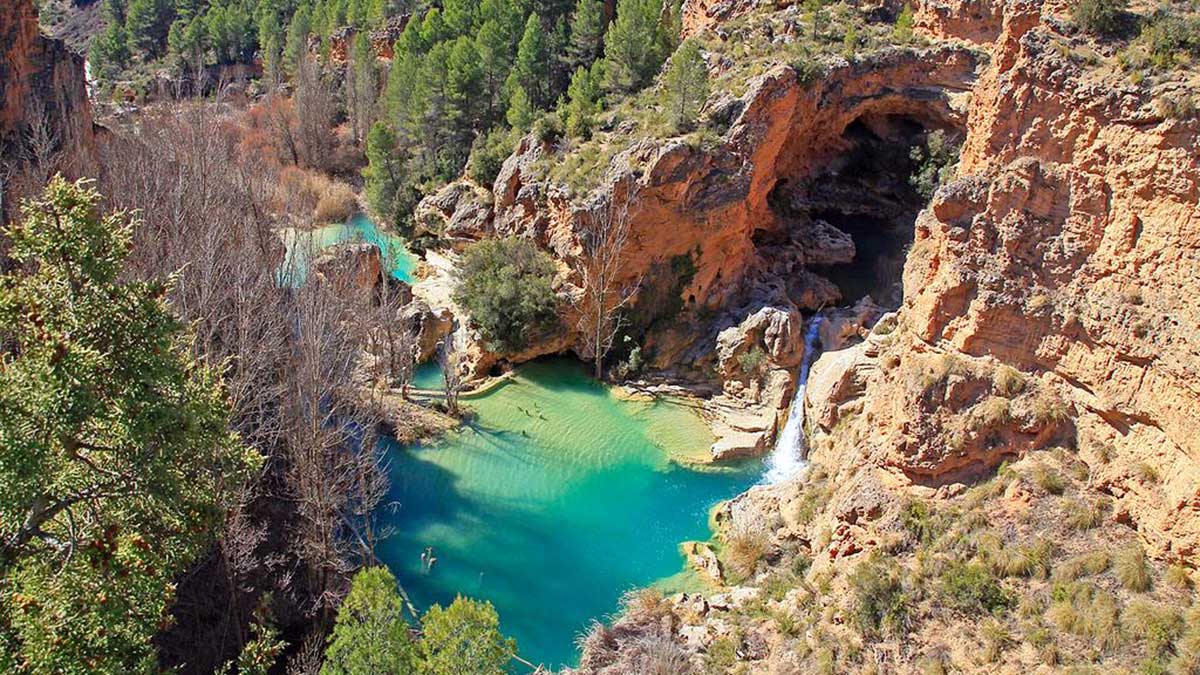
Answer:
xmin=279 ymin=213 xmax=418 ymax=285
xmin=377 ymin=359 xmax=760 ymax=670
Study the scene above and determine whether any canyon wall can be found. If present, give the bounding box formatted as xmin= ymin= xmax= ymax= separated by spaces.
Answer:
xmin=0 ymin=0 xmax=95 ymax=217
xmin=808 ymin=0 xmax=1200 ymax=560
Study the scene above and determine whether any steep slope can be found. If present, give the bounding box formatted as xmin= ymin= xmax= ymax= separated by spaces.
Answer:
xmin=0 ymin=0 xmax=96 ymax=218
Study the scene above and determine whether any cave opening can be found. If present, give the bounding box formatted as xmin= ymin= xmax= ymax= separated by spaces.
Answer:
xmin=761 ymin=112 xmax=952 ymax=311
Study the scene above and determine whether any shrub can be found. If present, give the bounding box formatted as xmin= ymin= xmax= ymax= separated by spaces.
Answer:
xmin=1165 ymin=564 xmax=1193 ymax=590
xmin=1031 ymin=463 xmax=1066 ymax=495
xmin=1055 ymin=551 xmax=1110 ymax=581
xmin=900 ymin=499 xmax=940 ymax=546
xmin=1072 ymin=0 xmax=1127 ymax=36
xmin=467 ymin=128 xmax=514 ymax=187
xmin=454 ymin=237 xmax=560 ymax=353
xmin=1115 ymin=544 xmax=1152 ymax=592
xmin=849 ymin=553 xmax=912 ymax=636
xmin=1140 ymin=11 xmax=1200 ymax=68
xmin=532 ymin=112 xmax=564 ymax=144
xmin=1047 ymin=582 xmax=1121 ymax=651
xmin=722 ymin=519 xmax=770 ymax=582
xmin=981 ymin=618 xmax=1011 ymax=663
xmin=992 ymin=365 xmax=1026 ymax=397
xmin=893 ymin=4 xmax=915 ymax=43
xmin=314 ymin=181 xmax=359 ymax=224
xmin=1064 ymin=498 xmax=1105 ymax=530
xmin=1123 ymin=600 xmax=1184 ymax=656
xmin=938 ymin=561 xmax=1012 ymax=614
xmin=737 ymin=347 xmax=768 ymax=376
xmin=909 ymin=129 xmax=960 ymax=201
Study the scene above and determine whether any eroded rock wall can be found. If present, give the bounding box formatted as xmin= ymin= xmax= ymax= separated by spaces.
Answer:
xmin=0 ymin=0 xmax=95 ymax=210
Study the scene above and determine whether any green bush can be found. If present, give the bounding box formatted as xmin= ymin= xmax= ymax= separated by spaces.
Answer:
xmin=454 ymin=237 xmax=560 ymax=353
xmin=467 ymin=128 xmax=515 ymax=187
xmin=910 ymin=129 xmax=960 ymax=201
xmin=849 ymin=553 xmax=912 ymax=636
xmin=737 ymin=347 xmax=768 ymax=375
xmin=938 ymin=561 xmax=1012 ymax=615
xmin=1072 ymin=0 xmax=1128 ymax=36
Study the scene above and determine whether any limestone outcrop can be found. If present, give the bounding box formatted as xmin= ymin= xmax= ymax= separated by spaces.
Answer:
xmin=1 ymin=0 xmax=96 ymax=218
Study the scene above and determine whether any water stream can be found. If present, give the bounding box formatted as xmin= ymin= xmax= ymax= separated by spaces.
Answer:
xmin=764 ymin=316 xmax=824 ymax=484
xmin=278 ymin=213 xmax=418 ymax=285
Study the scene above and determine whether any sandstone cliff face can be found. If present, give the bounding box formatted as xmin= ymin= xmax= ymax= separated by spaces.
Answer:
xmin=0 ymin=0 xmax=95 ymax=215
xmin=422 ymin=45 xmax=979 ymax=389
xmin=808 ymin=0 xmax=1200 ymax=562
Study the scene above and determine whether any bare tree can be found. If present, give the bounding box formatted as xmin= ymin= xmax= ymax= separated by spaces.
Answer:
xmin=574 ymin=184 xmax=642 ymax=380
xmin=438 ymin=332 xmax=466 ymax=417
xmin=294 ymin=53 xmax=338 ymax=172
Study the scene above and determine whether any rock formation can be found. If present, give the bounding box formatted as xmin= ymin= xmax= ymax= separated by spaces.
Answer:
xmin=0 ymin=0 xmax=96 ymax=219
xmin=565 ymin=0 xmax=1200 ymax=671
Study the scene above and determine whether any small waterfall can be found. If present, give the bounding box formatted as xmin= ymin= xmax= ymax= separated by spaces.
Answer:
xmin=764 ymin=316 xmax=824 ymax=484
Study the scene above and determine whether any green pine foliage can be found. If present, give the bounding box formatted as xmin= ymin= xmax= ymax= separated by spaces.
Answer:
xmin=603 ymin=0 xmax=677 ymax=92
xmin=564 ymin=63 xmax=602 ymax=138
xmin=321 ymin=567 xmax=420 ymax=675
xmin=662 ymin=38 xmax=709 ymax=132
xmin=453 ymin=237 xmax=560 ymax=353
xmin=322 ymin=567 xmax=516 ymax=675
xmin=0 ymin=177 xmax=260 ymax=674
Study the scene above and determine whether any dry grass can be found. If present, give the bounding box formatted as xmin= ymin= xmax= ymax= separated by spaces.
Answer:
xmin=992 ymin=365 xmax=1026 ymax=397
xmin=1064 ymin=498 xmax=1106 ymax=530
xmin=723 ymin=519 xmax=770 ymax=583
xmin=1047 ymin=582 xmax=1121 ymax=651
xmin=1054 ymin=551 xmax=1110 ymax=581
xmin=1030 ymin=463 xmax=1066 ymax=496
xmin=1115 ymin=544 xmax=1152 ymax=592
xmin=1165 ymin=564 xmax=1194 ymax=590
xmin=1123 ymin=600 xmax=1184 ymax=656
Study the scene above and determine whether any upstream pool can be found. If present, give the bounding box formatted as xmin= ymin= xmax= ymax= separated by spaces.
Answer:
xmin=376 ymin=359 xmax=759 ymax=670
xmin=279 ymin=213 xmax=418 ymax=285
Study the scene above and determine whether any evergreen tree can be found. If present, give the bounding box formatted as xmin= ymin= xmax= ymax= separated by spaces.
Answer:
xmin=447 ymin=36 xmax=484 ymax=133
xmin=126 ymin=0 xmax=174 ymax=57
xmin=506 ymin=84 xmax=535 ymax=131
xmin=363 ymin=123 xmax=406 ymax=226
xmin=320 ymin=567 xmax=419 ymax=675
xmin=443 ymin=0 xmax=478 ymax=36
xmin=475 ymin=18 xmax=516 ymax=127
xmin=564 ymin=64 xmax=600 ymax=138
xmin=349 ymin=32 xmax=379 ymax=143
xmin=419 ymin=8 xmax=451 ymax=46
xmin=420 ymin=597 xmax=517 ymax=675
xmin=662 ymin=38 xmax=708 ymax=131
xmin=167 ymin=16 xmax=207 ymax=75
xmin=0 ymin=177 xmax=258 ymax=674
xmin=89 ymin=21 xmax=132 ymax=87
xmin=565 ymin=0 xmax=607 ymax=75
xmin=259 ymin=11 xmax=285 ymax=85
xmin=510 ymin=15 xmax=551 ymax=108
xmin=842 ymin=22 xmax=859 ymax=57
xmin=893 ymin=3 xmax=914 ymax=43
xmin=803 ymin=0 xmax=828 ymax=40
xmin=603 ymin=0 xmax=674 ymax=92
xmin=284 ymin=3 xmax=313 ymax=76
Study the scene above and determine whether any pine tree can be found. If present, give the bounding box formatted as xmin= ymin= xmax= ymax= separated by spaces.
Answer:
xmin=510 ymin=15 xmax=551 ymax=108
xmin=419 ymin=8 xmax=451 ymax=46
xmin=564 ymin=64 xmax=600 ymax=138
xmin=126 ymin=0 xmax=174 ymax=57
xmin=565 ymin=0 xmax=606 ymax=74
xmin=443 ymin=0 xmax=478 ymax=36
xmin=349 ymin=32 xmax=379 ymax=143
xmin=842 ymin=22 xmax=859 ymax=57
xmin=506 ymin=84 xmax=535 ymax=131
xmin=803 ymin=0 xmax=828 ymax=40
xmin=662 ymin=38 xmax=708 ymax=131
xmin=475 ymin=18 xmax=515 ymax=127
xmin=420 ymin=597 xmax=516 ymax=675
xmin=320 ymin=567 xmax=419 ymax=675
xmin=89 ymin=21 xmax=132 ymax=88
xmin=259 ymin=11 xmax=285 ymax=85
xmin=0 ymin=177 xmax=258 ymax=674
xmin=893 ymin=3 xmax=914 ymax=43
xmin=284 ymin=3 xmax=313 ymax=76
xmin=447 ymin=36 xmax=484 ymax=133
xmin=603 ymin=0 xmax=674 ymax=92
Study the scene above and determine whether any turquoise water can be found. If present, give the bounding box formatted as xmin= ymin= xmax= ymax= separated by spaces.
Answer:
xmin=279 ymin=213 xmax=418 ymax=285
xmin=411 ymin=361 xmax=446 ymax=391
xmin=377 ymin=359 xmax=759 ymax=670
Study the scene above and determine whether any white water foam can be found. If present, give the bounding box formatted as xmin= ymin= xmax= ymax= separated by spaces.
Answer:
xmin=764 ymin=316 xmax=824 ymax=484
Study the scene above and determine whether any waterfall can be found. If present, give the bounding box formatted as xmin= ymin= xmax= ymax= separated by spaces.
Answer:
xmin=764 ymin=316 xmax=824 ymax=484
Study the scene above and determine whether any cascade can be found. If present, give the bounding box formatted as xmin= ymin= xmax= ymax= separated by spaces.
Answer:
xmin=764 ymin=316 xmax=824 ymax=484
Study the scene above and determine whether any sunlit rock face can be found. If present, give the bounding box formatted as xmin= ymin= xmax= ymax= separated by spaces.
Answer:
xmin=0 ymin=0 xmax=96 ymax=213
